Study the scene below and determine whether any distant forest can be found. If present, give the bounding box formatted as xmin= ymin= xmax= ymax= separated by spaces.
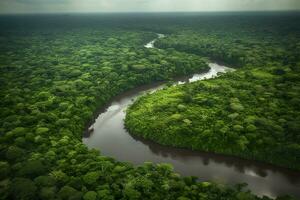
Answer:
xmin=1 ymin=13 xmax=299 ymax=200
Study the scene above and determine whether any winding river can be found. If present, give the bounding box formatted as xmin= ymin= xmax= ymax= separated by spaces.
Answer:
xmin=83 ymin=34 xmax=300 ymax=199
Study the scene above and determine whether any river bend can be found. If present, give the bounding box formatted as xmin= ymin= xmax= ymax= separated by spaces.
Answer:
xmin=83 ymin=34 xmax=300 ymax=198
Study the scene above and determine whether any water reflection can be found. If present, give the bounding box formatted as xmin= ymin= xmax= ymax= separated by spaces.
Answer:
xmin=83 ymin=63 xmax=300 ymax=198
xmin=131 ymin=132 xmax=298 ymax=182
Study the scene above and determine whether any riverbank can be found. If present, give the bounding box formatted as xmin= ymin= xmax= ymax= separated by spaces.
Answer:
xmin=83 ymin=62 xmax=300 ymax=198
xmin=84 ymin=33 xmax=300 ymax=198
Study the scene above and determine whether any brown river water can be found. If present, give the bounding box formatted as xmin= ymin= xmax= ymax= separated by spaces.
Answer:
xmin=83 ymin=35 xmax=300 ymax=199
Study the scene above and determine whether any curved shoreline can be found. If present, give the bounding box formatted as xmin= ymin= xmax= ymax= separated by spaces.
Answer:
xmin=83 ymin=35 xmax=300 ymax=198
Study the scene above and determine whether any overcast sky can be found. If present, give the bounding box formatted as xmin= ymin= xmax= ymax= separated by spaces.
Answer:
xmin=0 ymin=0 xmax=300 ymax=14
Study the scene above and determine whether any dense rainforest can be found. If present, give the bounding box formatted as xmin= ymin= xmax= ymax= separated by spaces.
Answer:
xmin=0 ymin=13 xmax=299 ymax=200
xmin=125 ymin=13 xmax=300 ymax=171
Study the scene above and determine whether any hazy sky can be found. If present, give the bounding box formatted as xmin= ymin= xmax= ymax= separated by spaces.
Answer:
xmin=1 ymin=0 xmax=300 ymax=14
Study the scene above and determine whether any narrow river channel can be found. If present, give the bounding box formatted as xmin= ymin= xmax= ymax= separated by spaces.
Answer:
xmin=83 ymin=34 xmax=300 ymax=199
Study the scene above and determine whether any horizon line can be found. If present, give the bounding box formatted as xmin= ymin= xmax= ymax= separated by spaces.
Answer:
xmin=1 ymin=9 xmax=300 ymax=15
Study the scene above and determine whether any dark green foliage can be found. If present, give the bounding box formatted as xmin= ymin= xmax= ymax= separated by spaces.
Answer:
xmin=17 ymin=160 xmax=47 ymax=178
xmin=5 ymin=146 xmax=24 ymax=161
xmin=34 ymin=176 xmax=56 ymax=187
xmin=83 ymin=191 xmax=97 ymax=200
xmin=83 ymin=171 xmax=100 ymax=185
xmin=0 ymin=162 xmax=10 ymax=179
xmin=58 ymin=185 xmax=79 ymax=200
xmin=1 ymin=13 xmax=298 ymax=200
xmin=11 ymin=178 xmax=37 ymax=200
xmin=125 ymin=14 xmax=300 ymax=171
xmin=0 ymin=179 xmax=11 ymax=200
xmin=38 ymin=186 xmax=57 ymax=200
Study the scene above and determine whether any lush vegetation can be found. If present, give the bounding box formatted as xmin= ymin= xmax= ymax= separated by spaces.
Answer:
xmin=0 ymin=13 xmax=298 ymax=200
xmin=125 ymin=13 xmax=300 ymax=171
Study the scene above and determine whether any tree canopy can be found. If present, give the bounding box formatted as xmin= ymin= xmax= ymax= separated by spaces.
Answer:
xmin=1 ymin=13 xmax=299 ymax=200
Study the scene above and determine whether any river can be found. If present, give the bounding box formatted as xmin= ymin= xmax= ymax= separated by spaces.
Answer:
xmin=83 ymin=34 xmax=300 ymax=199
